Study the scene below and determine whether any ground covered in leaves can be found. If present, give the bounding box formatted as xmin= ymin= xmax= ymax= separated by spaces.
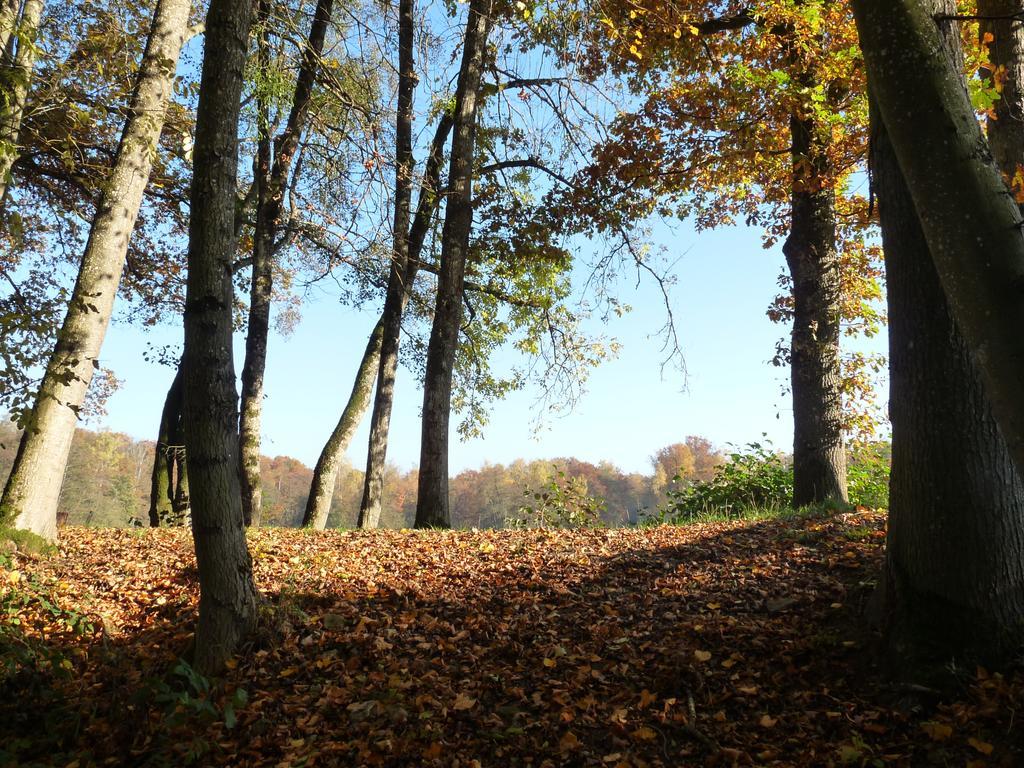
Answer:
xmin=2 ymin=510 xmax=1021 ymax=767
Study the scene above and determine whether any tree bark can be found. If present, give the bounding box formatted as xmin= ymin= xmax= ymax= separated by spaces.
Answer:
xmin=0 ymin=0 xmax=43 ymax=205
xmin=0 ymin=0 xmax=192 ymax=539
xmin=783 ymin=111 xmax=847 ymax=508
xmin=148 ymin=366 xmax=183 ymax=527
xmin=0 ymin=0 xmax=22 ymax=62
xmin=183 ymin=0 xmax=258 ymax=676
xmin=414 ymin=0 xmax=493 ymax=529
xmin=357 ymin=0 xmax=415 ymax=530
xmin=979 ymin=0 xmax=1024 ymax=189
xmin=864 ymin=0 xmax=1024 ymax=668
xmin=302 ymin=319 xmax=383 ymax=529
xmin=853 ymin=0 xmax=1024 ymax=483
xmin=238 ymin=0 xmax=334 ymax=526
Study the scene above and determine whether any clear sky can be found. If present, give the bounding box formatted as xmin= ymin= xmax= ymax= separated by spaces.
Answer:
xmin=93 ymin=218 xmax=888 ymax=477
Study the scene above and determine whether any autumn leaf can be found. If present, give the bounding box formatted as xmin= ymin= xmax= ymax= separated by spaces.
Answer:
xmin=694 ymin=649 xmax=712 ymax=662
xmin=453 ymin=693 xmax=477 ymax=711
xmin=968 ymin=737 xmax=994 ymax=755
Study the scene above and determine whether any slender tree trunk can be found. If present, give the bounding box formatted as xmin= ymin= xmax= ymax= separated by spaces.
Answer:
xmin=183 ymin=0 xmax=258 ymax=676
xmin=171 ymin=397 xmax=190 ymax=525
xmin=238 ymin=0 xmax=334 ymax=526
xmin=0 ymin=0 xmax=21 ymax=62
xmin=864 ymin=0 xmax=1024 ymax=668
xmin=239 ymin=16 xmax=272 ymax=528
xmin=0 ymin=0 xmax=43 ymax=205
xmin=782 ymin=112 xmax=847 ymax=508
xmin=357 ymin=0 xmax=415 ymax=530
xmin=148 ymin=366 xmax=183 ymax=527
xmin=853 ymin=0 xmax=1024 ymax=481
xmin=979 ymin=1 xmax=1024 ymax=188
xmin=415 ymin=0 xmax=494 ymax=529
xmin=0 ymin=0 xmax=192 ymax=539
xmin=302 ymin=319 xmax=383 ymax=529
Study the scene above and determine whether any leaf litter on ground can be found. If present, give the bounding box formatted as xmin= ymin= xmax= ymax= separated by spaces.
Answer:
xmin=1 ymin=510 xmax=1021 ymax=767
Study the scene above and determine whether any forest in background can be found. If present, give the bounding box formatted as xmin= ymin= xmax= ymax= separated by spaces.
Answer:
xmin=0 ymin=419 xmax=727 ymax=529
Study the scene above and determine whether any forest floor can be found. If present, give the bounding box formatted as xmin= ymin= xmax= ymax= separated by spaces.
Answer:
xmin=1 ymin=509 xmax=1022 ymax=767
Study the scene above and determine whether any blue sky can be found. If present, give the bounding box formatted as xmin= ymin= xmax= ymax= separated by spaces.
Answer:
xmin=94 ymin=217 xmax=886 ymax=476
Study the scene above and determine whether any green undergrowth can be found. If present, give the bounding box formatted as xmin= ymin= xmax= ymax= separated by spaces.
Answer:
xmin=0 ymin=526 xmax=56 ymax=557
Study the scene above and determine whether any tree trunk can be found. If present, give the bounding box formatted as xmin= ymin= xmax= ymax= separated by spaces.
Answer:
xmin=782 ymin=112 xmax=847 ymax=508
xmin=0 ymin=0 xmax=22 ymax=61
xmin=238 ymin=0 xmax=334 ymax=526
xmin=979 ymin=0 xmax=1024 ymax=189
xmin=239 ymin=24 xmax=272 ymax=528
xmin=183 ymin=0 xmax=258 ymax=676
xmin=302 ymin=319 xmax=383 ymax=529
xmin=148 ymin=366 xmax=183 ymax=527
xmin=864 ymin=0 xmax=1024 ymax=668
xmin=0 ymin=0 xmax=43 ymax=205
xmin=414 ymin=0 xmax=493 ymax=529
xmin=0 ymin=0 xmax=192 ymax=540
xmin=853 ymin=0 xmax=1024 ymax=483
xmin=357 ymin=0 xmax=415 ymax=530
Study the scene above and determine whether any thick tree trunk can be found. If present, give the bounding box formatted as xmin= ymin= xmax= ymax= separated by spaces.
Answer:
xmin=0 ymin=0 xmax=191 ymax=539
xmin=148 ymin=366 xmax=184 ymax=527
xmin=302 ymin=319 xmax=383 ymax=529
xmin=183 ymin=0 xmax=258 ymax=676
xmin=782 ymin=113 xmax=847 ymax=508
xmin=864 ymin=0 xmax=1024 ymax=668
xmin=979 ymin=1 xmax=1024 ymax=187
xmin=414 ymin=0 xmax=493 ymax=529
xmin=873 ymin=112 xmax=1024 ymax=667
xmin=0 ymin=0 xmax=43 ymax=205
xmin=853 ymin=0 xmax=1024 ymax=479
xmin=357 ymin=0 xmax=415 ymax=530
xmin=238 ymin=0 xmax=334 ymax=526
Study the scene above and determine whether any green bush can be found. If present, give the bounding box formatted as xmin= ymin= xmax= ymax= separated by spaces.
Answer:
xmin=508 ymin=467 xmax=605 ymax=529
xmin=656 ymin=440 xmax=792 ymax=522
xmin=846 ymin=441 xmax=890 ymax=509
xmin=651 ymin=439 xmax=892 ymax=524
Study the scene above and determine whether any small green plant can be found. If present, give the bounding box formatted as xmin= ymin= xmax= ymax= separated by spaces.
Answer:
xmin=654 ymin=439 xmax=793 ymax=523
xmin=508 ymin=467 xmax=605 ymax=529
xmin=846 ymin=441 xmax=890 ymax=509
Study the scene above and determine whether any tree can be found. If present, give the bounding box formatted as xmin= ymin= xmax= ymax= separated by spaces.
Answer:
xmin=855 ymin=0 xmax=1024 ymax=665
xmin=978 ymin=0 xmax=1024 ymax=190
xmin=355 ymin=0 xmax=415 ymax=530
xmin=239 ymin=0 xmax=336 ymax=527
xmin=572 ymin=1 xmax=883 ymax=507
xmin=414 ymin=0 xmax=494 ymax=528
xmin=0 ymin=0 xmax=193 ymax=540
xmin=182 ymin=0 xmax=259 ymax=674
xmin=0 ymin=0 xmax=44 ymax=205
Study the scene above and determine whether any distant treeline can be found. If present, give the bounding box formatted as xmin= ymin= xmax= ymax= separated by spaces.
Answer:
xmin=0 ymin=421 xmax=726 ymax=529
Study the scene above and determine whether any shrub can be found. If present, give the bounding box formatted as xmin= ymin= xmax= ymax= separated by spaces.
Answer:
xmin=655 ymin=440 xmax=793 ymax=522
xmin=508 ymin=467 xmax=605 ymax=529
